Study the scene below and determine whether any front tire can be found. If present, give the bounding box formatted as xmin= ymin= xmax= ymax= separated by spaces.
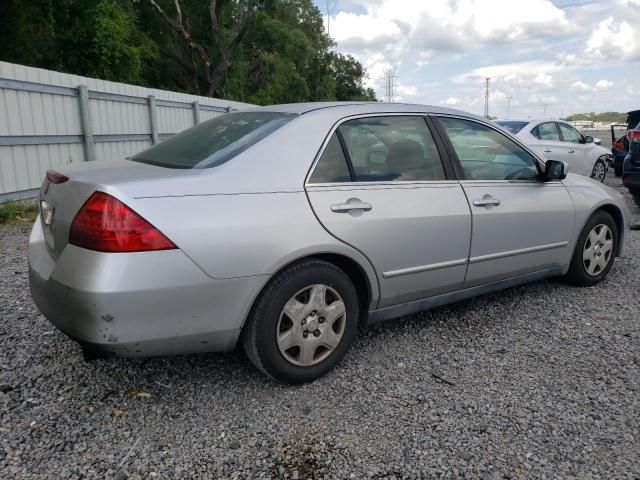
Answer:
xmin=590 ymin=159 xmax=607 ymax=183
xmin=564 ymin=210 xmax=617 ymax=286
xmin=242 ymin=260 xmax=359 ymax=384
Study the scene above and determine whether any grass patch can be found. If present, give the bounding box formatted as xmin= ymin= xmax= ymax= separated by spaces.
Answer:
xmin=0 ymin=200 xmax=39 ymax=224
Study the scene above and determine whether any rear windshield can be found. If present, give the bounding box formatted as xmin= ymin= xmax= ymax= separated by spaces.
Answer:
xmin=496 ymin=121 xmax=528 ymax=134
xmin=131 ymin=111 xmax=296 ymax=169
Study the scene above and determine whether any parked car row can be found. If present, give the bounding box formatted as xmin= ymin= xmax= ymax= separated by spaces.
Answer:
xmin=496 ymin=119 xmax=612 ymax=183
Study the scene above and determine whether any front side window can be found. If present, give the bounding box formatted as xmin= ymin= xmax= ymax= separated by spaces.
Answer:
xmin=535 ymin=122 xmax=561 ymax=141
xmin=131 ymin=112 xmax=296 ymax=169
xmin=557 ymin=123 xmax=583 ymax=144
xmin=438 ymin=117 xmax=539 ymax=181
xmin=336 ymin=116 xmax=446 ymax=182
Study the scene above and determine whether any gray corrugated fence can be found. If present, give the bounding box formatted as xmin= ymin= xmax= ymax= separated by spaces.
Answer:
xmin=0 ymin=62 xmax=255 ymax=201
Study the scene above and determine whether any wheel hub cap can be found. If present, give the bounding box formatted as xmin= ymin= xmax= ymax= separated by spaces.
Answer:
xmin=276 ymin=284 xmax=347 ymax=367
xmin=583 ymin=224 xmax=613 ymax=276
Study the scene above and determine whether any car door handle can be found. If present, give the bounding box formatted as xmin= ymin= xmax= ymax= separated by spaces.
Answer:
xmin=568 ymin=149 xmax=575 ymax=153
xmin=331 ymin=201 xmax=372 ymax=213
xmin=473 ymin=196 xmax=501 ymax=207
xmin=543 ymin=149 xmax=552 ymax=153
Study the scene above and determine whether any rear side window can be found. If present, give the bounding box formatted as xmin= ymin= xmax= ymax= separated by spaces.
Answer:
xmin=438 ymin=117 xmax=539 ymax=181
xmin=131 ymin=112 xmax=295 ymax=169
xmin=338 ymin=116 xmax=446 ymax=182
xmin=308 ymin=134 xmax=352 ymax=183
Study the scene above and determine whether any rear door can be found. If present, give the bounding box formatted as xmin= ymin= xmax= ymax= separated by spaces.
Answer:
xmin=433 ymin=115 xmax=575 ymax=287
xmin=305 ymin=115 xmax=471 ymax=308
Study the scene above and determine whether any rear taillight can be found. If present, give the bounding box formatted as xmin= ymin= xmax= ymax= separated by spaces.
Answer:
xmin=628 ymin=131 xmax=640 ymax=142
xmin=46 ymin=170 xmax=69 ymax=184
xmin=69 ymin=192 xmax=176 ymax=253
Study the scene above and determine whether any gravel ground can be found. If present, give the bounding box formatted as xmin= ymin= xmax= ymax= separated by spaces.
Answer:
xmin=1 ymin=177 xmax=639 ymax=479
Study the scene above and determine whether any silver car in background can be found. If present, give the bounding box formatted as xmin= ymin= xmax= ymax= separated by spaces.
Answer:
xmin=496 ymin=119 xmax=613 ymax=182
xmin=29 ymin=103 xmax=629 ymax=384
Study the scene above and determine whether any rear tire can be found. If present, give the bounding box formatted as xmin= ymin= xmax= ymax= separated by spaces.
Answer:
xmin=242 ymin=260 xmax=359 ymax=384
xmin=590 ymin=159 xmax=607 ymax=183
xmin=564 ymin=210 xmax=617 ymax=286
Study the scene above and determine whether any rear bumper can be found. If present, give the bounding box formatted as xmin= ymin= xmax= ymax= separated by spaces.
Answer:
xmin=28 ymin=219 xmax=266 ymax=357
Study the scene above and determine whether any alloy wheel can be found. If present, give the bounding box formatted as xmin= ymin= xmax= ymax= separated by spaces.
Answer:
xmin=591 ymin=161 xmax=606 ymax=182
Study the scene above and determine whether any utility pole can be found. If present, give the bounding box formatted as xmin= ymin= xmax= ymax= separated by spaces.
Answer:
xmin=325 ymin=0 xmax=337 ymax=37
xmin=507 ymin=96 xmax=513 ymax=119
xmin=484 ymin=78 xmax=490 ymax=118
xmin=383 ymin=68 xmax=398 ymax=103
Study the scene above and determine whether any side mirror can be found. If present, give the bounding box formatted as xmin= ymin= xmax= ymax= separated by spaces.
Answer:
xmin=584 ymin=135 xmax=594 ymax=144
xmin=544 ymin=159 xmax=569 ymax=180
xmin=593 ymin=137 xmax=602 ymax=145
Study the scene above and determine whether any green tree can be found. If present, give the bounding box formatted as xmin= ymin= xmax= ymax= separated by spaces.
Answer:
xmin=563 ymin=112 xmax=627 ymax=123
xmin=0 ymin=0 xmax=156 ymax=84
xmin=0 ymin=0 xmax=376 ymax=104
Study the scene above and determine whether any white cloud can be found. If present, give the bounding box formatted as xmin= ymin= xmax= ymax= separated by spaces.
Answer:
xmin=325 ymin=0 xmax=639 ymax=115
xmin=396 ymin=84 xmax=418 ymax=97
xmin=595 ymin=79 xmax=614 ymax=90
xmin=586 ymin=17 xmax=640 ymax=62
xmin=570 ymin=81 xmax=591 ymax=91
xmin=442 ymin=97 xmax=460 ymax=106
xmin=527 ymin=94 xmax=558 ymax=105
xmin=533 ymin=72 xmax=554 ymax=88
xmin=454 ymin=61 xmax=562 ymax=84
xmin=327 ymin=0 xmax=573 ymax=70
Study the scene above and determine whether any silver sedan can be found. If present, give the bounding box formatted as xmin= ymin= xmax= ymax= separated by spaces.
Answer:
xmin=28 ymin=103 xmax=629 ymax=384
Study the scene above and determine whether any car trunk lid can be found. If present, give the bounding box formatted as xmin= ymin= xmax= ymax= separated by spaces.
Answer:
xmin=38 ymin=160 xmax=197 ymax=258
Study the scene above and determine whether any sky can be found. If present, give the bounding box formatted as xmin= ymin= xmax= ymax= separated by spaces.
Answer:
xmin=314 ymin=0 xmax=640 ymax=118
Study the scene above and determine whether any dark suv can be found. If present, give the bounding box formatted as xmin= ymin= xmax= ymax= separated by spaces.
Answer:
xmin=623 ymin=110 xmax=640 ymax=194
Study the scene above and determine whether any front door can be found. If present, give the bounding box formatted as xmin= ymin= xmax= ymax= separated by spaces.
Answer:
xmin=434 ymin=115 xmax=575 ymax=287
xmin=305 ymin=115 xmax=471 ymax=307
xmin=557 ymin=122 xmax=592 ymax=176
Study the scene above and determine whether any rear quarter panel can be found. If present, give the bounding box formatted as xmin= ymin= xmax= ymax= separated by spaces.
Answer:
xmin=121 ymin=191 xmax=381 ymax=307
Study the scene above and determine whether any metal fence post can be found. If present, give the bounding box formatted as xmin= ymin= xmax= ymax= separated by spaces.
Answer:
xmin=77 ymin=85 xmax=95 ymax=162
xmin=192 ymin=101 xmax=200 ymax=125
xmin=148 ymin=95 xmax=158 ymax=144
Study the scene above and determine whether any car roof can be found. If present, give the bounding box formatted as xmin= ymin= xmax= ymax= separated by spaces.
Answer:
xmin=495 ymin=119 xmax=562 ymax=125
xmin=243 ymin=101 xmax=486 ymax=120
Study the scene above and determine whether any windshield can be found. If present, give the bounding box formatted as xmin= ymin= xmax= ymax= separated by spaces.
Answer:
xmin=131 ymin=111 xmax=296 ymax=169
xmin=496 ymin=121 xmax=528 ymax=134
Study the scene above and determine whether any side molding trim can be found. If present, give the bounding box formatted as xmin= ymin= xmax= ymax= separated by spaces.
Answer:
xmin=469 ymin=241 xmax=569 ymax=264
xmin=382 ymin=258 xmax=468 ymax=279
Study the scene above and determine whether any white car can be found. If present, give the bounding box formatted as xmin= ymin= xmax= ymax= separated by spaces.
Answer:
xmin=496 ymin=120 xmax=611 ymax=182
